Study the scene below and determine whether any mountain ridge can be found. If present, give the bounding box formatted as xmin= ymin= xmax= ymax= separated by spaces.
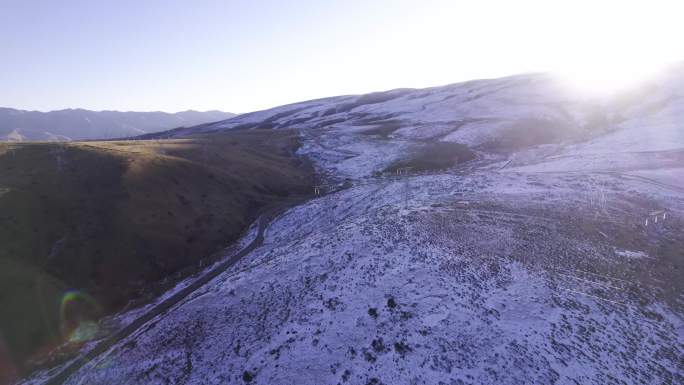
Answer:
xmin=0 ymin=108 xmax=236 ymax=142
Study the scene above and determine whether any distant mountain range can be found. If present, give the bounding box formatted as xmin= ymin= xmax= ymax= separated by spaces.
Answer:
xmin=0 ymin=108 xmax=236 ymax=141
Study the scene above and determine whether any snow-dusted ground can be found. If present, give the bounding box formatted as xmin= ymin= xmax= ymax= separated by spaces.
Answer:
xmin=52 ymin=171 xmax=683 ymax=385
xmin=25 ymin=67 xmax=684 ymax=385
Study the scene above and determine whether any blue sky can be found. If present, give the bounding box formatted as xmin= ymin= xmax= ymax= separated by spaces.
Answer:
xmin=1 ymin=0 xmax=682 ymax=113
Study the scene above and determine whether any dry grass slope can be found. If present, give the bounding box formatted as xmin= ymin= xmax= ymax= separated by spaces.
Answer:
xmin=0 ymin=129 xmax=313 ymax=376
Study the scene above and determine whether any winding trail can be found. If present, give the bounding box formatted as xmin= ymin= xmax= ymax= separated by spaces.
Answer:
xmin=603 ymin=171 xmax=684 ymax=194
xmin=524 ymin=169 xmax=684 ymax=195
xmin=43 ymin=200 xmax=300 ymax=385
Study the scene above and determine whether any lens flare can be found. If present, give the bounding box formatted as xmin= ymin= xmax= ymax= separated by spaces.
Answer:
xmin=59 ymin=290 xmax=101 ymax=343
xmin=68 ymin=321 xmax=99 ymax=343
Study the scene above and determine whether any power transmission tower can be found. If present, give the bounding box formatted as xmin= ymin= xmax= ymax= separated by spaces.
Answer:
xmin=394 ymin=167 xmax=412 ymax=209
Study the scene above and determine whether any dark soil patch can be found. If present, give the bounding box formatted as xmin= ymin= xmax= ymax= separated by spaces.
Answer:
xmin=385 ymin=141 xmax=476 ymax=173
xmin=477 ymin=118 xmax=582 ymax=152
xmin=358 ymin=121 xmax=402 ymax=138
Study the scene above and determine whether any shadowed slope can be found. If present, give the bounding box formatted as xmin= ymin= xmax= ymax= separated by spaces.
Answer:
xmin=0 ymin=129 xmax=312 ymax=379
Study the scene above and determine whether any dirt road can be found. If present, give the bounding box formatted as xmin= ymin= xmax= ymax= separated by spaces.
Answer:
xmin=43 ymin=201 xmax=297 ymax=385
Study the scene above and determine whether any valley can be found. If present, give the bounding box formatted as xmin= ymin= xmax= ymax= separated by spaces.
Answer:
xmin=0 ymin=130 xmax=313 ymax=382
xmin=11 ymin=67 xmax=684 ymax=385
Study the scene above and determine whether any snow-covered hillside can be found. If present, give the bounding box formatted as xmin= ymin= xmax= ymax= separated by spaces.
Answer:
xmin=172 ymin=65 xmax=684 ymax=181
xmin=25 ymin=67 xmax=684 ymax=385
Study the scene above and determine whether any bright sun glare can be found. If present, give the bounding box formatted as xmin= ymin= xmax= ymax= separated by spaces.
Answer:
xmin=526 ymin=0 xmax=683 ymax=96
xmin=1 ymin=0 xmax=682 ymax=112
xmin=554 ymin=58 xmax=668 ymax=96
